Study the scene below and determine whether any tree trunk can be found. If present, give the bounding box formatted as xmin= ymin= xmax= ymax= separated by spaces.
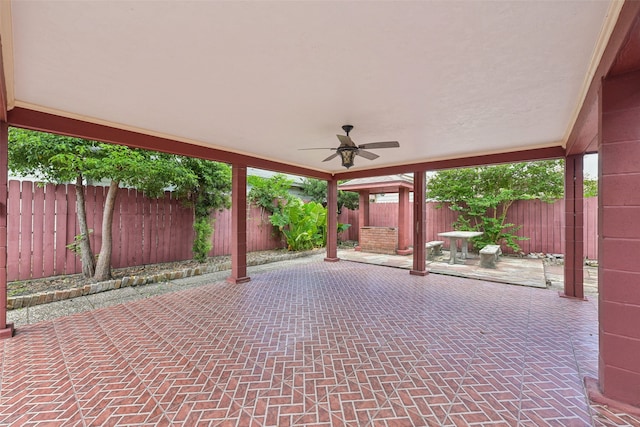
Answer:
xmin=94 ymin=180 xmax=119 ymax=282
xmin=75 ymin=175 xmax=96 ymax=278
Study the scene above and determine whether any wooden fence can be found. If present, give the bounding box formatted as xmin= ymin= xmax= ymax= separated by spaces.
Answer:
xmin=7 ymin=180 xmax=597 ymax=282
xmin=338 ymin=198 xmax=598 ymax=259
xmin=7 ymin=181 xmax=281 ymax=282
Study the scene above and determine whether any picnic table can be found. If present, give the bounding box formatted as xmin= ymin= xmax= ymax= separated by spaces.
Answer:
xmin=437 ymin=231 xmax=484 ymax=264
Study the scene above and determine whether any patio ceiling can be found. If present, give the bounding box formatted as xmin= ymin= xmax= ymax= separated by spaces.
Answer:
xmin=0 ymin=1 xmax=622 ymax=177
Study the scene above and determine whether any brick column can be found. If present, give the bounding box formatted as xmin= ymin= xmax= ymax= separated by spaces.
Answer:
xmin=586 ymin=70 xmax=640 ymax=411
xmin=355 ymin=191 xmax=370 ymax=251
xmin=397 ymin=187 xmax=412 ymax=255
xmin=227 ymin=164 xmax=250 ymax=284
xmin=411 ymin=171 xmax=427 ymax=276
xmin=358 ymin=190 xmax=370 ymax=228
xmin=563 ymin=154 xmax=584 ymax=299
xmin=0 ymin=123 xmax=13 ymax=338
xmin=325 ymin=178 xmax=339 ymax=262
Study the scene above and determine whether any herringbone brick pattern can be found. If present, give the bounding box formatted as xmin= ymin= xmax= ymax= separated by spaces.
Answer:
xmin=0 ymin=260 xmax=637 ymax=426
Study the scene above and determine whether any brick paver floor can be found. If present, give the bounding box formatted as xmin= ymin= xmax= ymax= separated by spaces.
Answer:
xmin=0 ymin=260 xmax=637 ymax=426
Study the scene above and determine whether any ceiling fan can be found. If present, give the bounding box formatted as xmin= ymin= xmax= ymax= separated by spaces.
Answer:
xmin=300 ymin=125 xmax=400 ymax=169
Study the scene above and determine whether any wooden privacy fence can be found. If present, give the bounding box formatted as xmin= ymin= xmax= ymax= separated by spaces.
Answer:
xmin=8 ymin=180 xmax=597 ymax=282
xmin=338 ymin=198 xmax=599 ymax=259
xmin=7 ymin=181 xmax=282 ymax=282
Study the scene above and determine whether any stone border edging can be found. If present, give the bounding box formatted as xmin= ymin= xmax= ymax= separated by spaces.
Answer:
xmin=7 ymin=249 xmax=324 ymax=310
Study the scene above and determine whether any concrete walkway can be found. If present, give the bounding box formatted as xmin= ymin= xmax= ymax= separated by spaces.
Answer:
xmin=338 ymin=248 xmax=599 ymax=295
xmin=338 ymin=249 xmax=548 ymax=288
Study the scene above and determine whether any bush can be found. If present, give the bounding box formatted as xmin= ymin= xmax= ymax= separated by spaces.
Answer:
xmin=269 ymin=200 xmax=326 ymax=251
xmin=192 ymin=217 xmax=213 ymax=262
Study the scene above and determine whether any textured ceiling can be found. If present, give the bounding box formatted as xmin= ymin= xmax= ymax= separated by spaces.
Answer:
xmin=4 ymin=1 xmax=617 ymax=174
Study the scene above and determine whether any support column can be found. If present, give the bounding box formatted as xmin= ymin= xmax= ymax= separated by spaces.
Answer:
xmin=227 ymin=163 xmax=250 ymax=284
xmin=410 ymin=171 xmax=427 ymax=276
xmin=397 ymin=187 xmax=412 ymax=255
xmin=325 ymin=178 xmax=339 ymax=262
xmin=585 ymin=70 xmax=640 ymax=412
xmin=355 ymin=190 xmax=370 ymax=251
xmin=562 ymin=154 xmax=585 ymax=299
xmin=0 ymin=123 xmax=13 ymax=338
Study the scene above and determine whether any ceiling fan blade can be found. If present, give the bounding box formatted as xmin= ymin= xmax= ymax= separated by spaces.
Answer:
xmin=322 ymin=152 xmax=340 ymax=162
xmin=357 ymin=141 xmax=400 ymax=149
xmin=298 ymin=147 xmax=337 ymax=151
xmin=356 ymin=149 xmax=379 ymax=160
xmin=337 ymin=134 xmax=356 ymax=147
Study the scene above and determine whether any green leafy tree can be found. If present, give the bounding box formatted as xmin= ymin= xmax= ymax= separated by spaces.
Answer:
xmin=247 ymin=174 xmax=294 ymax=215
xmin=300 ymin=178 xmax=359 ymax=213
xmin=584 ymin=178 xmax=598 ymax=198
xmin=427 ymin=160 xmax=564 ymax=252
xmin=9 ymin=128 xmax=186 ymax=281
xmin=172 ymin=158 xmax=231 ymax=262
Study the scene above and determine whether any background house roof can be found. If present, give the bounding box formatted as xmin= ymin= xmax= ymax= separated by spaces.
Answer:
xmin=339 ymin=174 xmax=414 ymax=194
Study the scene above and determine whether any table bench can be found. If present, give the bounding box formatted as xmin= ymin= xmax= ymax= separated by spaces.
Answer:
xmin=426 ymin=240 xmax=444 ymax=260
xmin=437 ymin=231 xmax=484 ymax=264
xmin=480 ymin=244 xmax=502 ymax=268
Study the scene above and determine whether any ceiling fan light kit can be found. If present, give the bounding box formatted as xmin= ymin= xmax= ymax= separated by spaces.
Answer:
xmin=301 ymin=125 xmax=400 ymax=169
xmin=337 ymin=146 xmax=358 ymax=169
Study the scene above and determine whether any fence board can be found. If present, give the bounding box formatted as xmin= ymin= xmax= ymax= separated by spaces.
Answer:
xmin=585 ymin=198 xmax=598 ymax=259
xmin=131 ymin=190 xmax=142 ymax=266
xmin=19 ymin=181 xmax=33 ymax=278
xmin=131 ymin=189 xmax=143 ymax=266
xmin=144 ymin=196 xmax=153 ymax=264
xmin=43 ymin=183 xmax=56 ymax=277
xmin=7 ymin=181 xmax=20 ymax=280
xmin=212 ymin=208 xmax=229 ymax=256
xmin=181 ymin=201 xmax=193 ymax=260
xmin=116 ymin=188 xmax=128 ymax=269
xmin=32 ymin=184 xmax=45 ymax=279
xmin=168 ymin=195 xmax=177 ymax=261
xmin=65 ymin=187 xmax=79 ymax=274
xmin=159 ymin=192 xmax=169 ymax=263
xmin=53 ymin=185 xmax=66 ymax=277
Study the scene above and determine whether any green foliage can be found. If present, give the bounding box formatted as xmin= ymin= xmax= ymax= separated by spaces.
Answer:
xmin=300 ymin=178 xmax=359 ymax=213
xmin=192 ymin=217 xmax=213 ymax=263
xmin=66 ymin=229 xmax=93 ymax=254
xmin=173 ymin=158 xmax=231 ymax=218
xmin=8 ymin=128 xmax=227 ymax=275
xmin=8 ymin=128 xmax=184 ymax=196
xmin=427 ymin=160 xmax=564 ymax=252
xmin=269 ymin=200 xmax=327 ymax=251
xmin=584 ymin=178 xmax=598 ymax=198
xmin=248 ymin=174 xmax=294 ymax=215
xmin=171 ymin=158 xmax=231 ymax=262
xmin=337 ymin=223 xmax=352 ymax=235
